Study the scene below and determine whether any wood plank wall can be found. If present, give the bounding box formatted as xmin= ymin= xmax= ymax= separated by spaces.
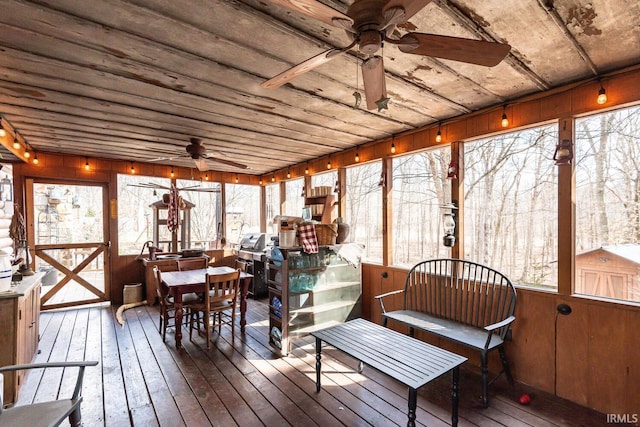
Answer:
xmin=9 ymin=66 xmax=640 ymax=417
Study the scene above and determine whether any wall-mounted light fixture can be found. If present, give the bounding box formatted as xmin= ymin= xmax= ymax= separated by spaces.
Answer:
xmin=271 ymin=174 xmax=275 ymax=182
xmin=24 ymin=149 xmax=30 ymax=159
xmin=334 ymin=180 xmax=340 ymax=194
xmin=553 ymin=139 xmax=573 ymax=165
xmin=33 ymin=152 xmax=39 ymax=165
xmin=441 ymin=202 xmax=458 ymax=247
xmin=327 ymin=157 xmax=332 ymax=169
xmin=305 ymin=163 xmax=309 ymax=175
xmin=596 ymin=80 xmax=607 ymax=105
xmin=287 ymin=169 xmax=291 ymax=179
xmin=13 ymin=134 xmax=20 ymax=150
xmin=501 ymin=105 xmax=509 ymax=128
xmin=0 ymin=177 xmax=13 ymax=202
xmin=378 ymin=171 xmax=386 ymax=187
xmin=436 ymin=123 xmax=442 ymax=143
xmin=355 ymin=147 xmax=360 ymax=162
xmin=390 ymin=141 xmax=396 ymax=154
xmin=130 ymin=161 xmax=135 ymax=174
xmin=170 ymin=166 xmax=174 ymax=177
xmin=259 ymin=178 xmax=263 ymax=185
xmin=235 ymin=173 xmax=239 ymax=183
xmin=85 ymin=157 xmax=90 ymax=171
xmin=204 ymin=171 xmax=209 ymax=181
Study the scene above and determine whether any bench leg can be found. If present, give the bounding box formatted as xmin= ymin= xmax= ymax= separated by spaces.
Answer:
xmin=498 ymin=346 xmax=514 ymax=385
xmin=315 ymin=337 xmax=322 ymax=393
xmin=69 ymin=406 xmax=82 ymax=427
xmin=480 ymin=350 xmax=489 ymax=408
xmin=451 ymin=367 xmax=459 ymax=427
xmin=407 ymin=387 xmax=417 ymax=427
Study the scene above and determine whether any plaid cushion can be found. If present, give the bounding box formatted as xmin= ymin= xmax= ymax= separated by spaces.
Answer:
xmin=297 ymin=222 xmax=318 ymax=254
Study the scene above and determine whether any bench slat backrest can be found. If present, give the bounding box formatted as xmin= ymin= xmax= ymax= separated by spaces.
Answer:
xmin=404 ymin=259 xmax=516 ymax=339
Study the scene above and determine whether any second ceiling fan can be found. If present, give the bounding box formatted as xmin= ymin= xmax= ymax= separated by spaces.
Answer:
xmin=262 ymin=0 xmax=511 ymax=110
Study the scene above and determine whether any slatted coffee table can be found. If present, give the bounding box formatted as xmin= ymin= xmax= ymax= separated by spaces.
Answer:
xmin=311 ymin=318 xmax=467 ymax=427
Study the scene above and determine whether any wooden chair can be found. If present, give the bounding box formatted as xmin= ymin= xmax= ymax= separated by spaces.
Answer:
xmin=178 ymin=257 xmax=208 ymax=271
xmin=188 ymin=269 xmax=241 ymax=350
xmin=0 ymin=361 xmax=98 ymax=427
xmin=234 ymin=258 xmax=248 ymax=272
xmin=154 ymin=266 xmax=199 ymax=343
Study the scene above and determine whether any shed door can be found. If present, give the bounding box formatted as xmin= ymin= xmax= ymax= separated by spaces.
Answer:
xmin=27 ymin=179 xmax=110 ymax=310
xmin=579 ymin=270 xmax=628 ymax=300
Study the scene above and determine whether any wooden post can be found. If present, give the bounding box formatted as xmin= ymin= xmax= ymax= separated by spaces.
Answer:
xmin=557 ymin=117 xmax=575 ymax=296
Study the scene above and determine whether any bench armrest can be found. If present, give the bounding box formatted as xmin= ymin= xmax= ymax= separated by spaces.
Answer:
xmin=0 ymin=361 xmax=98 ymax=402
xmin=484 ymin=315 xmax=516 ymax=332
xmin=482 ymin=316 xmax=515 ymax=350
xmin=374 ymin=289 xmax=404 ymax=314
xmin=0 ymin=361 xmax=99 ymax=374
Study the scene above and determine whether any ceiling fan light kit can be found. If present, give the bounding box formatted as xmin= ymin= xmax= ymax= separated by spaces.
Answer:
xmin=262 ymin=0 xmax=511 ymax=110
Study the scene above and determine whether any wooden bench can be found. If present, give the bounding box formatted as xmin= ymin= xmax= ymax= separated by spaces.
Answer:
xmin=375 ymin=258 xmax=517 ymax=408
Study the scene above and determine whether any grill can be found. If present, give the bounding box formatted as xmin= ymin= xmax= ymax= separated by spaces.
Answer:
xmin=235 ymin=233 xmax=269 ymax=298
xmin=237 ymin=233 xmax=267 ymax=261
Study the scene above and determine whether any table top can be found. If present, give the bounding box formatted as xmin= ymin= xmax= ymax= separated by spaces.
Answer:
xmin=161 ymin=267 xmax=252 ymax=288
xmin=311 ymin=318 xmax=467 ymax=390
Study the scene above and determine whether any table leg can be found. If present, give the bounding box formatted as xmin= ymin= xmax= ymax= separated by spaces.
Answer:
xmin=407 ymin=387 xmax=417 ymax=427
xmin=315 ymin=337 xmax=322 ymax=392
xmin=174 ymin=293 xmax=183 ymax=349
xmin=240 ymin=277 xmax=250 ymax=333
xmin=451 ymin=366 xmax=460 ymax=427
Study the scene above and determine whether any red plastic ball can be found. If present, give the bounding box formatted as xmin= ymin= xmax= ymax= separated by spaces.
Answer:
xmin=519 ymin=393 xmax=531 ymax=405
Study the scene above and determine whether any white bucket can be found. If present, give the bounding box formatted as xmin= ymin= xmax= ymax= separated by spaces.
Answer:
xmin=0 ymin=253 xmax=12 ymax=292
xmin=279 ymin=230 xmax=297 ymax=248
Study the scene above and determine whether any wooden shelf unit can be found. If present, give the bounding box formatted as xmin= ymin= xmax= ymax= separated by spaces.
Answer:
xmin=266 ymin=246 xmax=361 ymax=355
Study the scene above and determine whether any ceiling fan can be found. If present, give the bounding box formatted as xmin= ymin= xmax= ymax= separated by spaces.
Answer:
xmin=127 ymin=182 xmax=221 ymax=193
xmin=262 ymin=0 xmax=511 ymax=110
xmin=150 ymin=137 xmax=249 ymax=171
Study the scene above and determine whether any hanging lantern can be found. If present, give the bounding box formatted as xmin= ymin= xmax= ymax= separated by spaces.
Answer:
xmin=447 ymin=161 xmax=458 ymax=179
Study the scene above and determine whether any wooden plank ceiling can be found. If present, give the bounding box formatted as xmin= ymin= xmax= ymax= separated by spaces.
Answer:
xmin=0 ymin=0 xmax=638 ymax=175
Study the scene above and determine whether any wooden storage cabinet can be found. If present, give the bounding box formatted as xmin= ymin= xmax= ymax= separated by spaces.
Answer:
xmin=267 ymin=246 xmax=361 ymax=355
xmin=0 ymin=273 xmax=43 ymax=405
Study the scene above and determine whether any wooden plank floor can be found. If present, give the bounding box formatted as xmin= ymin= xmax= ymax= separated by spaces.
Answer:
xmin=16 ymin=298 xmax=607 ymax=426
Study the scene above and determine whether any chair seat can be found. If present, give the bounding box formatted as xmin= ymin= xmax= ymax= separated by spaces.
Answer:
xmin=0 ymin=399 xmax=77 ymax=427
xmin=167 ymin=292 xmax=200 ymax=305
xmin=191 ymin=299 xmax=233 ymax=311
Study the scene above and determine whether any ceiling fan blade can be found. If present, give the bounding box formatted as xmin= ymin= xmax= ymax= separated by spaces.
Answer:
xmin=269 ymin=0 xmax=354 ymax=31
xmin=397 ymin=33 xmax=511 ymax=67
xmin=361 ymin=56 xmax=387 ymax=111
xmin=127 ymin=183 xmax=170 ymax=190
xmin=262 ymin=46 xmax=351 ymax=89
xmin=194 ymin=158 xmax=209 ymax=171
xmin=147 ymin=154 xmax=187 ymax=162
xmin=382 ymin=0 xmax=432 ymax=28
xmin=202 ymin=155 xmax=249 ymax=170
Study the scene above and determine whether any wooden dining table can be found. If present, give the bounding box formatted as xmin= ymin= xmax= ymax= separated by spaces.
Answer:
xmin=161 ymin=266 xmax=253 ymax=349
